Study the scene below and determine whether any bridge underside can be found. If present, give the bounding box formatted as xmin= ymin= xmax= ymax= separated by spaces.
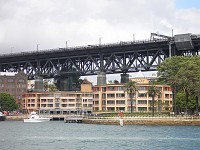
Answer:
xmin=0 ymin=34 xmax=200 ymax=90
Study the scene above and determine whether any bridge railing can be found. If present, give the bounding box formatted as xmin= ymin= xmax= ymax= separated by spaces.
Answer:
xmin=0 ymin=38 xmax=169 ymax=58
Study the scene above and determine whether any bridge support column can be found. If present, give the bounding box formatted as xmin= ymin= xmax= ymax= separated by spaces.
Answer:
xmin=97 ymin=72 xmax=107 ymax=85
xmin=34 ymin=76 xmax=44 ymax=91
xmin=121 ymin=73 xmax=129 ymax=83
xmin=59 ymin=78 xmax=68 ymax=91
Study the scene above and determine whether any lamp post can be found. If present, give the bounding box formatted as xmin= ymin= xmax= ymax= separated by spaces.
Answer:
xmin=37 ymin=44 xmax=40 ymax=52
xmin=66 ymin=41 xmax=68 ymax=48
xmin=133 ymin=33 xmax=136 ymax=41
xmin=99 ymin=37 xmax=102 ymax=45
xmin=11 ymin=47 xmax=14 ymax=55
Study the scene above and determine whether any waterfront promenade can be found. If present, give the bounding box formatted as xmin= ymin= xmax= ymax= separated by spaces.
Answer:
xmin=5 ymin=114 xmax=200 ymax=126
xmin=83 ymin=116 xmax=200 ymax=126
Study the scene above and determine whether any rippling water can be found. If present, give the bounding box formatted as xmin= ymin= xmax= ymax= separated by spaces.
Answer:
xmin=1 ymin=121 xmax=200 ymax=150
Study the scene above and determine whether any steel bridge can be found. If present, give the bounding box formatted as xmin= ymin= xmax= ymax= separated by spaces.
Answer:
xmin=0 ymin=33 xmax=200 ymax=90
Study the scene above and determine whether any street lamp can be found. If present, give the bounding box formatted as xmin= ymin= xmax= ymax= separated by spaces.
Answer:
xmin=133 ymin=33 xmax=136 ymax=41
xmin=99 ymin=37 xmax=102 ymax=45
xmin=11 ymin=47 xmax=14 ymax=55
xmin=37 ymin=44 xmax=40 ymax=52
xmin=66 ymin=41 xmax=68 ymax=48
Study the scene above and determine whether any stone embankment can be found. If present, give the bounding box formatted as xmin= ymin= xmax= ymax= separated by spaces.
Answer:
xmin=5 ymin=115 xmax=200 ymax=126
xmin=6 ymin=115 xmax=28 ymax=121
xmin=83 ymin=117 xmax=200 ymax=126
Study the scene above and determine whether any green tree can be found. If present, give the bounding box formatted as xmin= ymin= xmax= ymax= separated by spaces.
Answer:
xmin=176 ymin=57 xmax=200 ymax=114
xmin=43 ymin=79 xmax=58 ymax=92
xmin=176 ymin=91 xmax=198 ymax=114
xmin=157 ymin=56 xmax=187 ymax=114
xmin=176 ymin=91 xmax=186 ymax=113
xmin=48 ymin=83 xmax=57 ymax=92
xmin=0 ymin=93 xmax=18 ymax=111
xmin=147 ymin=84 xmax=161 ymax=117
xmin=158 ymin=56 xmax=200 ymax=115
xmin=125 ymin=80 xmax=138 ymax=113
xmin=44 ymin=79 xmax=49 ymax=91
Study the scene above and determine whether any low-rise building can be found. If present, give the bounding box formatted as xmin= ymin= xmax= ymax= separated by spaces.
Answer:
xmin=93 ymin=77 xmax=173 ymax=113
xmin=0 ymin=71 xmax=27 ymax=109
xmin=22 ymin=80 xmax=93 ymax=114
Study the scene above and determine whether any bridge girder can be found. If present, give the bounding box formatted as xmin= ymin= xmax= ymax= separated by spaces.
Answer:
xmin=0 ymin=37 xmax=200 ymax=79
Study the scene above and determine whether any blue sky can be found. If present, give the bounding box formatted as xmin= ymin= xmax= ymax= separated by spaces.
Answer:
xmin=176 ymin=0 xmax=200 ymax=9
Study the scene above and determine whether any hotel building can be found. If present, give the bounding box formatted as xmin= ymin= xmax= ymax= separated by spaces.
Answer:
xmin=93 ymin=77 xmax=173 ymax=113
xmin=22 ymin=81 xmax=93 ymax=114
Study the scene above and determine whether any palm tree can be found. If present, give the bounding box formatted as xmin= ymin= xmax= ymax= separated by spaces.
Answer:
xmin=147 ymin=84 xmax=161 ymax=117
xmin=125 ymin=80 xmax=138 ymax=113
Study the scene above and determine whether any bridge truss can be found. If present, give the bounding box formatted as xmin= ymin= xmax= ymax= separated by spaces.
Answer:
xmin=0 ymin=34 xmax=200 ymax=79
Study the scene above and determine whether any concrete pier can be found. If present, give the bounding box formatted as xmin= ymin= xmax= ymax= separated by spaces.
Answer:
xmin=64 ymin=116 xmax=83 ymax=123
xmin=34 ymin=76 xmax=44 ymax=91
xmin=97 ymin=72 xmax=106 ymax=85
xmin=120 ymin=73 xmax=129 ymax=83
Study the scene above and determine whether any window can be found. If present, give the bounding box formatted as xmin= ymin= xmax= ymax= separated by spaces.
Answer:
xmin=93 ymin=87 xmax=100 ymax=91
xmin=138 ymin=107 xmax=147 ymax=111
xmin=116 ymin=86 xmax=125 ymax=91
xmin=139 ymin=86 xmax=146 ymax=91
xmin=164 ymin=87 xmax=170 ymax=91
xmin=83 ymin=99 xmax=87 ymax=102
xmin=55 ymin=103 xmax=60 ymax=107
xmin=102 ymin=93 xmax=106 ymax=99
xmin=138 ymin=100 xmax=147 ymax=104
xmin=138 ymin=93 xmax=147 ymax=98
xmin=107 ymin=107 xmax=115 ymax=111
xmin=41 ymin=99 xmax=46 ymax=102
xmin=68 ymin=99 xmax=75 ymax=102
xmin=94 ymin=94 xmax=99 ymax=98
xmin=88 ymin=99 xmax=93 ymax=102
xmin=7 ymin=79 xmax=14 ymax=82
xmin=47 ymin=99 xmax=53 ymax=102
xmin=41 ymin=104 xmax=46 ymax=107
xmin=108 ymin=86 xmax=115 ymax=91
xmin=102 ymin=87 xmax=106 ymax=92
xmin=48 ymin=104 xmax=53 ymax=107
xmin=127 ymin=107 xmax=136 ymax=111
xmin=116 ymin=93 xmax=125 ymax=97
xmin=68 ymin=94 xmax=75 ymax=97
xmin=127 ymin=93 xmax=136 ymax=98
xmin=102 ymin=100 xmax=106 ymax=105
xmin=88 ymin=104 xmax=93 ymax=107
xmin=107 ymin=94 xmax=115 ymax=98
xmin=94 ymin=101 xmax=99 ymax=105
xmin=107 ymin=100 xmax=115 ymax=105
xmin=116 ymin=100 xmax=125 ymax=104
xmin=127 ymin=100 xmax=136 ymax=105
xmin=18 ymin=79 xmax=25 ymax=83
xmin=165 ymin=94 xmax=170 ymax=99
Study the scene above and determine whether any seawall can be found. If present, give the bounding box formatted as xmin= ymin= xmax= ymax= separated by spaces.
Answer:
xmin=83 ymin=117 xmax=200 ymax=126
xmin=5 ymin=115 xmax=200 ymax=126
xmin=6 ymin=115 xmax=28 ymax=121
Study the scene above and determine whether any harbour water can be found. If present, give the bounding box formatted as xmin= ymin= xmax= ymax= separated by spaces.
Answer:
xmin=1 ymin=121 xmax=200 ymax=150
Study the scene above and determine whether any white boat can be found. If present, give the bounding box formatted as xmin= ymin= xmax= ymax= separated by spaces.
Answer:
xmin=0 ymin=112 xmax=6 ymax=121
xmin=24 ymin=112 xmax=51 ymax=122
xmin=119 ymin=119 xmax=124 ymax=127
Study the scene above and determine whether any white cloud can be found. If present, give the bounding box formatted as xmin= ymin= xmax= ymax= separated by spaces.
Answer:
xmin=0 ymin=0 xmax=199 ymax=53
xmin=1 ymin=0 xmax=200 ymax=82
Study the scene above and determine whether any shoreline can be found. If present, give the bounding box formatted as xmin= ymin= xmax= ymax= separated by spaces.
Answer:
xmin=5 ymin=115 xmax=200 ymax=126
xmin=83 ymin=118 xmax=200 ymax=126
